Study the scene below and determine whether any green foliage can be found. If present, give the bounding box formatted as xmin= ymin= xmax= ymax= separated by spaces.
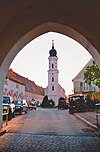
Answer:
xmin=59 ymin=97 xmax=65 ymax=101
xmin=41 ymin=95 xmax=48 ymax=108
xmin=41 ymin=96 xmax=55 ymax=108
xmin=91 ymin=92 xmax=100 ymax=103
xmin=84 ymin=61 xmax=100 ymax=88
xmin=47 ymin=99 xmax=55 ymax=108
xmin=85 ymin=92 xmax=100 ymax=103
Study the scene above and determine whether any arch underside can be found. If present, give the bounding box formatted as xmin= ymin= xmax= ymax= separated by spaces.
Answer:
xmin=1 ymin=22 xmax=100 ymax=78
xmin=0 ymin=0 xmax=100 ymax=71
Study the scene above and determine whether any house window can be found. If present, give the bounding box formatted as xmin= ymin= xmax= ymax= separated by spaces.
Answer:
xmin=89 ymin=84 xmax=92 ymax=91
xmin=16 ymin=83 xmax=19 ymax=89
xmin=5 ymin=79 xmax=8 ymax=85
xmin=52 ymin=64 xmax=54 ymax=68
xmin=4 ymin=88 xmax=8 ymax=95
xmin=52 ymin=86 xmax=54 ymax=91
xmin=52 ymin=77 xmax=54 ymax=82
xmin=80 ymin=82 xmax=83 ymax=87
xmin=84 ymin=82 xmax=85 ymax=90
xmin=86 ymin=83 xmax=89 ymax=90
xmin=80 ymin=82 xmax=83 ymax=91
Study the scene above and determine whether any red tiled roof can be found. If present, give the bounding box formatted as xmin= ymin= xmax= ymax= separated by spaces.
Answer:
xmin=7 ymin=69 xmax=44 ymax=95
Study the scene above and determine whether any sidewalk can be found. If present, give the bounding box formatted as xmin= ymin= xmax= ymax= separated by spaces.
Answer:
xmin=74 ymin=111 xmax=100 ymax=136
xmin=0 ymin=114 xmax=24 ymax=136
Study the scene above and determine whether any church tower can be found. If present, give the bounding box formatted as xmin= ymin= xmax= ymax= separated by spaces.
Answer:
xmin=47 ymin=40 xmax=59 ymax=105
xmin=44 ymin=40 xmax=66 ymax=106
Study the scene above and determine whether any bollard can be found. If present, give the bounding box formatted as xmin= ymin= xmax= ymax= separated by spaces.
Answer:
xmin=95 ymin=103 xmax=100 ymax=127
xmin=2 ymin=104 xmax=9 ymax=127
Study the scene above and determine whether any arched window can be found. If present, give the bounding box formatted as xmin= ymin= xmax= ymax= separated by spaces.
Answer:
xmin=52 ymin=86 xmax=54 ymax=91
xmin=52 ymin=77 xmax=54 ymax=82
xmin=52 ymin=64 xmax=54 ymax=68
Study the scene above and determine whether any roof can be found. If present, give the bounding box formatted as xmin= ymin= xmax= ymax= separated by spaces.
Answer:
xmin=7 ymin=69 xmax=25 ymax=85
xmin=7 ymin=69 xmax=44 ymax=95
xmin=72 ymin=58 xmax=94 ymax=81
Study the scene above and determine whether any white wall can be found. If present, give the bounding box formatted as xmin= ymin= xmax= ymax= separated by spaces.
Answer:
xmin=3 ymin=79 xmax=25 ymax=100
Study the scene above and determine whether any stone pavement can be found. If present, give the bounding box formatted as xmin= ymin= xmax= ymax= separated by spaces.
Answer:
xmin=0 ymin=133 xmax=100 ymax=152
xmin=0 ymin=109 xmax=100 ymax=152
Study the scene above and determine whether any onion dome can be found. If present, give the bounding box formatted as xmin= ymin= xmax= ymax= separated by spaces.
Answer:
xmin=49 ymin=40 xmax=57 ymax=57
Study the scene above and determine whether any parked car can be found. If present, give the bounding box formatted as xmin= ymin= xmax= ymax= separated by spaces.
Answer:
xmin=58 ymin=97 xmax=68 ymax=110
xmin=68 ymin=94 xmax=86 ymax=114
xmin=14 ymin=99 xmax=28 ymax=114
xmin=3 ymin=96 xmax=15 ymax=120
xmin=28 ymin=101 xmax=37 ymax=110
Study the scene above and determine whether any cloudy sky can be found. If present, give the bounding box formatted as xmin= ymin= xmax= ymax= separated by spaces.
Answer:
xmin=10 ymin=32 xmax=92 ymax=96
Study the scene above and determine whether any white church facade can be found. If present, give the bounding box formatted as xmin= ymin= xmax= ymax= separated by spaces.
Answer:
xmin=44 ymin=40 xmax=66 ymax=106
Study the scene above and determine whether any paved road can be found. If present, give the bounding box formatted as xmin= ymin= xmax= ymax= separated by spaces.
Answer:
xmin=0 ymin=108 xmax=100 ymax=152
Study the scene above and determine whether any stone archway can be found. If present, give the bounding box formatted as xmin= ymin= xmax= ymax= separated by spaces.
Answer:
xmin=0 ymin=22 xmax=100 ymax=128
xmin=0 ymin=0 xmax=100 ymax=128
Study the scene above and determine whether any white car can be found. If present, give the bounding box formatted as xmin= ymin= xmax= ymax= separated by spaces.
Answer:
xmin=3 ymin=96 xmax=15 ymax=120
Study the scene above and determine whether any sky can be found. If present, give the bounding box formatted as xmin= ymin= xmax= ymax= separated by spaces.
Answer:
xmin=10 ymin=32 xmax=92 ymax=96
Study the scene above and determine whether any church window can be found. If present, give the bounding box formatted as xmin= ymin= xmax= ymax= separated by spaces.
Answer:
xmin=52 ymin=64 xmax=54 ymax=68
xmin=52 ymin=77 xmax=54 ymax=82
xmin=52 ymin=86 xmax=54 ymax=91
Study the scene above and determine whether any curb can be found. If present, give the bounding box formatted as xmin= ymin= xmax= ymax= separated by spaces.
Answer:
xmin=74 ymin=113 xmax=100 ymax=137
xmin=74 ymin=113 xmax=98 ymax=129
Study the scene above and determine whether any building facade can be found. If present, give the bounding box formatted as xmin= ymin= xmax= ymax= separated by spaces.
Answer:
xmin=3 ymin=69 xmax=25 ymax=100
xmin=44 ymin=40 xmax=66 ymax=106
xmin=3 ymin=69 xmax=44 ymax=104
xmin=72 ymin=58 xmax=100 ymax=93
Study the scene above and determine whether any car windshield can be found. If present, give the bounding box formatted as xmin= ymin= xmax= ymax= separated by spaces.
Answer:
xmin=14 ymin=100 xmax=23 ymax=105
xmin=70 ymin=96 xmax=84 ymax=102
xmin=30 ymin=102 xmax=36 ymax=106
xmin=72 ymin=97 xmax=80 ymax=101
xmin=3 ymin=96 xmax=10 ymax=104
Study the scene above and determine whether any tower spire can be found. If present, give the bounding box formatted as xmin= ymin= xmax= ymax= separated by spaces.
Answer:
xmin=52 ymin=40 xmax=54 ymax=49
xmin=49 ymin=40 xmax=57 ymax=56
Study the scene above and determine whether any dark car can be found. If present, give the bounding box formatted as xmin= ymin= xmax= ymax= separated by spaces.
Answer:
xmin=14 ymin=99 xmax=28 ymax=114
xmin=68 ymin=94 xmax=86 ymax=114
xmin=58 ymin=97 xmax=68 ymax=110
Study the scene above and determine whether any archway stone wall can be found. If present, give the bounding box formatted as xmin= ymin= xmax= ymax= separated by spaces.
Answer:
xmin=0 ymin=0 xmax=100 ymax=128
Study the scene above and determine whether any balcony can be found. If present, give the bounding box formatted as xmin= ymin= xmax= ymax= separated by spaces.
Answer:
xmin=74 ymin=87 xmax=97 ymax=94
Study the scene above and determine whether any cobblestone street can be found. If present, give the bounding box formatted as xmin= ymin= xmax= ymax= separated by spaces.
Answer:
xmin=0 ymin=108 xmax=100 ymax=152
xmin=0 ymin=133 xmax=100 ymax=152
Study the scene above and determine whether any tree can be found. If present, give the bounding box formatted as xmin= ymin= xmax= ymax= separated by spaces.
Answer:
xmin=41 ymin=96 xmax=55 ymax=108
xmin=84 ymin=61 xmax=100 ymax=88
xmin=41 ymin=95 xmax=48 ymax=107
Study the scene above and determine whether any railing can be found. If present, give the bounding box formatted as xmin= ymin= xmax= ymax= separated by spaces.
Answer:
xmin=74 ymin=87 xmax=98 ymax=93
